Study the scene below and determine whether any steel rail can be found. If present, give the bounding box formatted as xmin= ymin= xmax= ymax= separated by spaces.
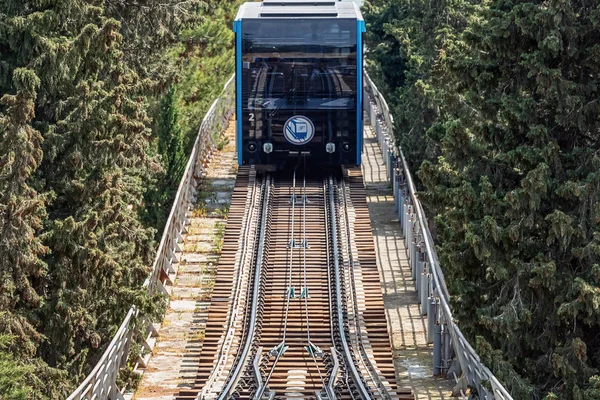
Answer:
xmin=322 ymin=179 xmax=340 ymax=400
xmin=217 ymin=174 xmax=272 ymax=400
xmin=327 ymin=175 xmax=371 ymax=400
xmin=339 ymin=178 xmax=392 ymax=399
xmin=200 ymin=170 xmax=261 ymax=399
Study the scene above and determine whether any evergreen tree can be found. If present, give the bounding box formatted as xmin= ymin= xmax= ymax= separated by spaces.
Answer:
xmin=143 ymin=87 xmax=185 ymax=232
xmin=103 ymin=0 xmax=200 ymax=82
xmin=364 ymin=0 xmax=474 ymax=167
xmin=0 ymin=335 xmax=65 ymax=399
xmin=142 ymin=0 xmax=238 ymax=233
xmin=0 ymin=0 xmax=239 ymax=395
xmin=0 ymin=67 xmax=67 ymax=397
xmin=1 ymin=0 xmax=160 ymax=387
xmin=158 ymin=87 xmax=186 ymax=184
xmin=37 ymin=16 xmax=157 ymax=376
xmin=417 ymin=0 xmax=600 ymax=397
xmin=173 ymin=0 xmax=237 ymax=150
xmin=365 ymin=0 xmax=600 ymax=398
xmin=0 ymin=68 xmax=46 ymax=359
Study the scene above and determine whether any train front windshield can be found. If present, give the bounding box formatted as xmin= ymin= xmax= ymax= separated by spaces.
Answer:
xmin=241 ymin=19 xmax=358 ymax=144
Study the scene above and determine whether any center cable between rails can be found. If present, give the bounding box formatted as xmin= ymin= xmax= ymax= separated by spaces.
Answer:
xmin=256 ymin=168 xmax=297 ymax=397
xmin=301 ymin=159 xmax=326 ymax=388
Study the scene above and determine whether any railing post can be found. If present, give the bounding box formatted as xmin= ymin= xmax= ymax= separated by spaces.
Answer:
xmin=416 ymin=254 xmax=423 ymax=296
xmin=404 ymin=209 xmax=411 ymax=247
xmin=420 ymin=271 xmax=429 ymax=315
xmin=443 ymin=324 xmax=452 ymax=375
xmin=428 ymin=297 xmax=436 ymax=344
xmin=393 ymin=168 xmax=399 ymax=213
xmin=433 ymin=323 xmax=442 ymax=375
xmin=402 ymin=201 xmax=408 ymax=237
xmin=381 ymin=140 xmax=390 ymax=173
xmin=388 ymin=151 xmax=394 ymax=186
xmin=370 ymin=101 xmax=375 ymax=129
xmin=363 ymin=89 xmax=369 ymax=124
xmin=398 ymin=189 xmax=405 ymax=227
xmin=408 ymin=215 xmax=415 ymax=249
xmin=410 ymin=239 xmax=418 ymax=281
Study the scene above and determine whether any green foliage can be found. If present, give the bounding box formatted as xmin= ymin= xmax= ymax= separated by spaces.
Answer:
xmin=0 ymin=335 xmax=67 ymax=399
xmin=143 ymin=87 xmax=186 ymax=231
xmin=143 ymin=0 xmax=238 ymax=234
xmin=365 ymin=0 xmax=600 ymax=398
xmin=363 ymin=0 xmax=475 ymax=168
xmin=159 ymin=87 xmax=186 ymax=181
xmin=0 ymin=67 xmax=47 ymax=357
xmin=0 ymin=334 xmax=36 ymax=400
xmin=0 ymin=0 xmax=237 ymax=396
xmin=171 ymin=0 xmax=238 ymax=150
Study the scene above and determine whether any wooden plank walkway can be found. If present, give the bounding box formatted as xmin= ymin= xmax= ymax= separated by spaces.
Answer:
xmin=134 ymin=123 xmax=237 ymax=400
xmin=362 ymin=126 xmax=455 ymax=400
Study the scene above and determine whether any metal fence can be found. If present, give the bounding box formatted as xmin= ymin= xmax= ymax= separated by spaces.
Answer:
xmin=68 ymin=75 xmax=236 ymax=400
xmin=364 ymin=72 xmax=513 ymax=400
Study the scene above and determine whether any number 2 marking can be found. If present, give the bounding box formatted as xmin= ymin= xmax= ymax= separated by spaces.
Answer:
xmin=249 ymin=113 xmax=255 ymax=122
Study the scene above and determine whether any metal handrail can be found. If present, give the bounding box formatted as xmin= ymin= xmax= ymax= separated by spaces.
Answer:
xmin=364 ymin=71 xmax=513 ymax=400
xmin=67 ymin=309 xmax=136 ymax=400
xmin=68 ymin=74 xmax=235 ymax=400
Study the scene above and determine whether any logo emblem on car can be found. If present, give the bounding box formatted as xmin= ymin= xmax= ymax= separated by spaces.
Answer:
xmin=283 ymin=115 xmax=315 ymax=145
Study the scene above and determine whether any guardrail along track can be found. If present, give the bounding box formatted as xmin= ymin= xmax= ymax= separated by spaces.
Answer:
xmin=341 ymin=168 xmax=413 ymax=400
xmin=180 ymin=167 xmax=413 ymax=400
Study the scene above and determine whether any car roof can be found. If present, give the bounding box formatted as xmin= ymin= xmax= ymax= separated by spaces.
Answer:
xmin=235 ymin=0 xmax=363 ymax=20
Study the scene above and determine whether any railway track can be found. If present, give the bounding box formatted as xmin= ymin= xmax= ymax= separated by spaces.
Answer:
xmin=179 ymin=166 xmax=413 ymax=400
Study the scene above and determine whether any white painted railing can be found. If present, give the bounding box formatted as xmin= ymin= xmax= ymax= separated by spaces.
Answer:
xmin=68 ymin=75 xmax=235 ymax=400
xmin=364 ymin=72 xmax=513 ymax=400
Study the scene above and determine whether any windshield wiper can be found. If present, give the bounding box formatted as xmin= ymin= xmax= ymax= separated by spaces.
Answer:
xmin=269 ymin=87 xmax=296 ymax=118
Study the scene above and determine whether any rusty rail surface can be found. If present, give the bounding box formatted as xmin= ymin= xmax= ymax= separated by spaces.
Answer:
xmin=178 ymin=168 xmax=409 ymax=400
